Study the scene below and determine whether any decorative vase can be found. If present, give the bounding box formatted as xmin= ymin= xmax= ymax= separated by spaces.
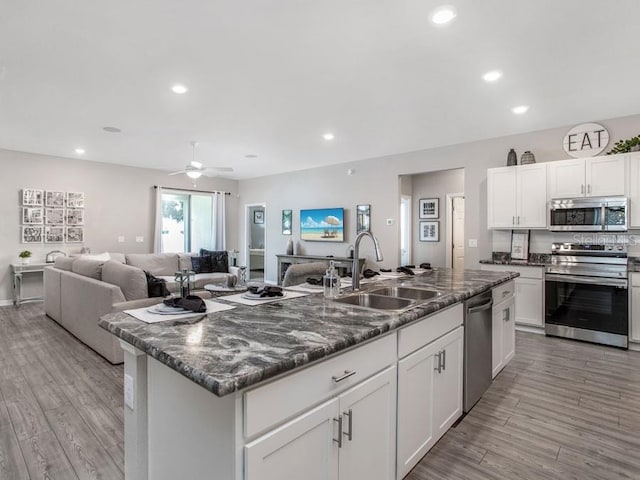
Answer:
xmin=286 ymin=238 xmax=294 ymax=255
xmin=507 ymin=149 xmax=517 ymax=166
xmin=521 ymin=150 xmax=536 ymax=164
xmin=631 ymin=145 xmax=640 ymax=152
xmin=21 ymin=258 xmax=30 ymax=265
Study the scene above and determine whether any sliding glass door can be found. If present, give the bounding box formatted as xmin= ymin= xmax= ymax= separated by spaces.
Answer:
xmin=160 ymin=192 xmax=214 ymax=253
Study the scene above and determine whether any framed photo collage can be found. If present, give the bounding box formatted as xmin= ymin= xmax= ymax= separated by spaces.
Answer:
xmin=20 ymin=189 xmax=85 ymax=244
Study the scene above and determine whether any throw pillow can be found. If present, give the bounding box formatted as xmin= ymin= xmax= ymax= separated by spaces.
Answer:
xmin=191 ymin=256 xmax=213 ymax=274
xmin=145 ymin=271 xmax=170 ymax=298
xmin=200 ymin=249 xmax=229 ymax=273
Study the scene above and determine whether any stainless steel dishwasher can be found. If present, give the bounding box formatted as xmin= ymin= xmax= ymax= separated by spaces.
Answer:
xmin=463 ymin=291 xmax=493 ymax=412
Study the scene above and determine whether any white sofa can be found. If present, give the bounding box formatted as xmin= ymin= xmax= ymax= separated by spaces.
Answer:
xmin=44 ymin=252 xmax=239 ymax=364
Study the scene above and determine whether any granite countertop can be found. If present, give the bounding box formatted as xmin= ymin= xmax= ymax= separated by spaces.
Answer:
xmin=99 ymin=268 xmax=518 ymax=397
xmin=479 ymin=251 xmax=550 ymax=267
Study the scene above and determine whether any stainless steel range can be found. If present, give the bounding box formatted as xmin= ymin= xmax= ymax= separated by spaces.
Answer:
xmin=545 ymin=242 xmax=628 ymax=348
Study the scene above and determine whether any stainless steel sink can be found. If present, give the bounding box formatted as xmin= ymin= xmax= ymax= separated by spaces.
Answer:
xmin=333 ymin=293 xmax=414 ymax=311
xmin=368 ymin=286 xmax=441 ymax=301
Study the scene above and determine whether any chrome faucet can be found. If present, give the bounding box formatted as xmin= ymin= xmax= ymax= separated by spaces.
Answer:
xmin=352 ymin=231 xmax=384 ymax=291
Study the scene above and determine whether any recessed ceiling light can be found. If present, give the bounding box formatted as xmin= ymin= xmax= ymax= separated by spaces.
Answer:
xmin=323 ymin=133 xmax=335 ymax=141
xmin=74 ymin=148 xmax=85 ymax=155
xmin=171 ymin=84 xmax=188 ymax=94
xmin=244 ymin=154 xmax=258 ymax=159
xmin=431 ymin=6 xmax=457 ymax=25
xmin=103 ymin=126 xmax=121 ymax=133
xmin=482 ymin=70 xmax=503 ymax=83
xmin=512 ymin=105 xmax=530 ymax=115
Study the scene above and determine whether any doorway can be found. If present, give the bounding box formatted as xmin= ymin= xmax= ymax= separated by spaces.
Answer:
xmin=245 ymin=203 xmax=266 ymax=281
xmin=400 ymin=195 xmax=412 ymax=266
xmin=446 ymin=194 xmax=465 ymax=269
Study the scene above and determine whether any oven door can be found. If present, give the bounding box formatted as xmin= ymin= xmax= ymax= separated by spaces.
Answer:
xmin=545 ymin=273 xmax=628 ymax=348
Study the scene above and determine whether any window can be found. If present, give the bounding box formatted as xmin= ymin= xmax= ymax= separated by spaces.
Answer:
xmin=159 ymin=190 xmax=220 ymax=253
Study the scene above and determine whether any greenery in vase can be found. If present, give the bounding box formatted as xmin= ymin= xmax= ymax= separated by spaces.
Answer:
xmin=607 ymin=134 xmax=640 ymax=154
xmin=19 ymin=250 xmax=32 ymax=259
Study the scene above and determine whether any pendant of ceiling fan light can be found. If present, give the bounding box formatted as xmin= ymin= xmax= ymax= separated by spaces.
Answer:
xmin=186 ymin=141 xmax=203 ymax=178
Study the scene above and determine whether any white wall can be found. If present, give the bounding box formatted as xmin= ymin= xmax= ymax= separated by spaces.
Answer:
xmin=238 ymin=113 xmax=640 ymax=284
xmin=1 ymin=149 xmax=239 ymax=302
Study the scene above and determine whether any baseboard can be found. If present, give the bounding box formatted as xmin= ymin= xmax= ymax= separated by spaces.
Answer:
xmin=515 ymin=324 xmax=545 ymax=335
xmin=629 ymin=342 xmax=640 ymax=352
xmin=0 ymin=299 xmax=14 ymax=307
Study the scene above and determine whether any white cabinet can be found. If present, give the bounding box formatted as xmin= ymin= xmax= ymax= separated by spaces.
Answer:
xmin=481 ymin=265 xmax=544 ymax=327
xmin=492 ymin=282 xmax=516 ymax=378
xmin=487 ymin=163 xmax=547 ymax=229
xmin=245 ymin=367 xmax=396 ymax=480
xmin=630 ymin=273 xmax=640 ymax=344
xmin=548 ymin=156 xmax=626 ymax=199
xmin=397 ymin=326 xmax=463 ymax=480
xmin=626 ymin=153 xmax=640 ymax=228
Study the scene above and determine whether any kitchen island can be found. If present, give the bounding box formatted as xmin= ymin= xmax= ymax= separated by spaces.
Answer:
xmin=99 ymin=268 xmax=518 ymax=480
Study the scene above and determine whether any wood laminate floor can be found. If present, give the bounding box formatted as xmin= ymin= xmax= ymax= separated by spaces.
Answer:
xmin=1 ymin=304 xmax=639 ymax=479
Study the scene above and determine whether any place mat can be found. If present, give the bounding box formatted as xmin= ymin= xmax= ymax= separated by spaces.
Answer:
xmin=285 ymin=283 xmax=326 ymax=293
xmin=378 ymin=271 xmax=405 ymax=278
xmin=125 ymin=300 xmax=235 ymax=324
xmin=222 ymin=290 xmax=308 ymax=306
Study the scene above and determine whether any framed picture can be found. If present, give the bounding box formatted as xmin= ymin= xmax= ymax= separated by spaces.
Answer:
xmin=67 ymin=192 xmax=85 ymax=208
xmin=356 ymin=204 xmax=371 ymax=233
xmin=254 ymin=210 xmax=264 ymax=224
xmin=21 ymin=226 xmax=43 ymax=243
xmin=65 ymin=208 xmax=84 ymax=225
xmin=66 ymin=226 xmax=84 ymax=243
xmin=45 ymin=191 xmax=65 ymax=207
xmin=419 ymin=221 xmax=439 ymax=242
xmin=300 ymin=207 xmax=344 ymax=242
xmin=22 ymin=207 xmax=43 ymax=224
xmin=419 ymin=198 xmax=439 ymax=219
xmin=282 ymin=210 xmax=292 ymax=235
xmin=45 ymin=226 xmax=65 ymax=243
xmin=510 ymin=231 xmax=530 ymax=261
xmin=45 ymin=208 xmax=65 ymax=225
xmin=22 ymin=189 xmax=44 ymax=206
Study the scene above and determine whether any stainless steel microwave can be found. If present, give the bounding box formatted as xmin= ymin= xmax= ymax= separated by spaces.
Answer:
xmin=548 ymin=197 xmax=627 ymax=232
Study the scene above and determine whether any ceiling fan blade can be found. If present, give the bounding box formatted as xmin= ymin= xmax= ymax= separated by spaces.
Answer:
xmin=204 ymin=166 xmax=234 ymax=172
xmin=168 ymin=170 xmax=185 ymax=176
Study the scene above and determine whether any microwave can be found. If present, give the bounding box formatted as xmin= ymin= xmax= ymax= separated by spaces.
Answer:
xmin=549 ymin=197 xmax=627 ymax=232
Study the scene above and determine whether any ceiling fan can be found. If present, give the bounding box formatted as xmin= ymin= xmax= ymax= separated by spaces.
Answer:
xmin=168 ymin=141 xmax=233 ymax=179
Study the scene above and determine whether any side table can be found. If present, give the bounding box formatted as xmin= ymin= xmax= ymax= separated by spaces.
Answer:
xmin=11 ymin=262 xmax=50 ymax=307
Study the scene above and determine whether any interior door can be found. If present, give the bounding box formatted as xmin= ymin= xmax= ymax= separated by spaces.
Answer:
xmin=452 ymin=196 xmax=465 ymax=270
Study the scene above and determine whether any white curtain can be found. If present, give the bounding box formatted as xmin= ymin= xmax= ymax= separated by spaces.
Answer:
xmin=211 ymin=192 xmax=226 ymax=250
xmin=153 ymin=186 xmax=163 ymax=253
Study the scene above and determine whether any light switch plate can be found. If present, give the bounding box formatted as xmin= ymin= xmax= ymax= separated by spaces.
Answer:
xmin=117 ymin=236 xmax=125 ymax=243
xmin=124 ymin=374 xmax=134 ymax=409
xmin=468 ymin=239 xmax=478 ymax=248
xmin=135 ymin=236 xmax=144 ymax=243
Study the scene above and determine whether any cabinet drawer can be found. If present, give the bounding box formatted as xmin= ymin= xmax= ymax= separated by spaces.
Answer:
xmin=244 ymin=332 xmax=396 ymax=439
xmin=492 ymin=281 xmax=515 ymax=304
xmin=632 ymin=273 xmax=640 ymax=287
xmin=481 ymin=264 xmax=543 ymax=279
xmin=398 ymin=303 xmax=463 ymax=358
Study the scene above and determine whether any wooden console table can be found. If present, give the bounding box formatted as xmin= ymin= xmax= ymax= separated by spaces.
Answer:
xmin=276 ymin=255 xmax=365 ymax=285
xmin=11 ymin=262 xmax=49 ymax=307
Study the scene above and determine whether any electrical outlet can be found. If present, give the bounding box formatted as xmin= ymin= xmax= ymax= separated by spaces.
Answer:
xmin=135 ymin=236 xmax=144 ymax=243
xmin=117 ymin=236 xmax=125 ymax=243
xmin=124 ymin=374 xmax=134 ymax=409
xmin=468 ymin=239 xmax=478 ymax=248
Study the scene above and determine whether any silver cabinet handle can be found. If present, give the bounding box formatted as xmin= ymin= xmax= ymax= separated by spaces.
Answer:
xmin=504 ymin=308 xmax=510 ymax=322
xmin=581 ymin=184 xmax=584 ymax=194
xmin=343 ymin=409 xmax=353 ymax=441
xmin=333 ymin=416 xmax=343 ymax=448
xmin=502 ymin=290 xmax=510 ymax=297
xmin=332 ymin=370 xmax=356 ymax=383
xmin=442 ymin=349 xmax=446 ymax=371
xmin=434 ymin=352 xmax=442 ymax=373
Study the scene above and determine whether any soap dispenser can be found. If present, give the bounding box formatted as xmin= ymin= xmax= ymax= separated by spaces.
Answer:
xmin=323 ymin=260 xmax=340 ymax=299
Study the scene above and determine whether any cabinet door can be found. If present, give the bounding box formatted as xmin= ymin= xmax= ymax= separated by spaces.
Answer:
xmin=245 ymin=399 xmax=339 ymax=480
xmin=586 ymin=156 xmax=626 ymax=197
xmin=629 ymin=154 xmax=640 ymax=228
xmin=516 ymin=163 xmax=547 ymax=228
xmin=487 ymin=167 xmax=517 ymax=228
xmin=396 ymin=340 xmax=439 ymax=479
xmin=515 ymin=278 xmax=543 ymax=326
xmin=502 ymin=299 xmax=516 ymax=366
xmin=432 ymin=327 xmax=463 ymax=440
xmin=492 ymin=306 xmax=504 ymax=379
xmin=547 ymin=159 xmax=585 ymax=199
xmin=631 ymin=274 xmax=640 ymax=343
xmin=338 ymin=367 xmax=396 ymax=480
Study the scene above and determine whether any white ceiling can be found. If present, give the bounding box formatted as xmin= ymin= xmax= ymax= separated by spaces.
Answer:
xmin=1 ymin=0 xmax=639 ymax=180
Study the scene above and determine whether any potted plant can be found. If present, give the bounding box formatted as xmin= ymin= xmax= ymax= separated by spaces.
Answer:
xmin=607 ymin=134 xmax=640 ymax=154
xmin=19 ymin=250 xmax=32 ymax=265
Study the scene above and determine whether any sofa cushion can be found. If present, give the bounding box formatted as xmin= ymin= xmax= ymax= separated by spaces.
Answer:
xmin=126 ymin=253 xmax=179 ymax=276
xmin=200 ymin=249 xmax=228 ymax=273
xmin=71 ymin=258 xmax=104 ymax=280
xmin=54 ymin=256 xmax=75 ymax=271
xmin=193 ymin=273 xmax=231 ymax=288
xmin=81 ymin=252 xmax=111 ymax=261
xmin=178 ymin=253 xmax=197 ymax=271
xmin=102 ymin=261 xmax=148 ymax=301
xmin=107 ymin=252 xmax=126 ymax=263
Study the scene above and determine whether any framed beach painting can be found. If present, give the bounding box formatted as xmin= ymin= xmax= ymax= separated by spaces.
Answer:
xmin=300 ymin=208 xmax=344 ymax=242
